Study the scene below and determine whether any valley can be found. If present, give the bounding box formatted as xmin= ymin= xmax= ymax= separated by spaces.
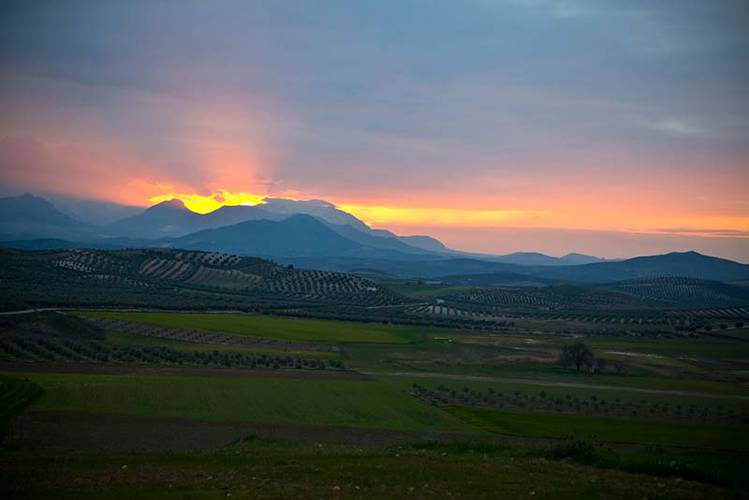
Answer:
xmin=1 ymin=243 xmax=748 ymax=498
xmin=1 ymin=196 xmax=749 ymax=499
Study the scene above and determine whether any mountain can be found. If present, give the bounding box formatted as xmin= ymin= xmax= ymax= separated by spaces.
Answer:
xmin=281 ymin=251 xmax=749 ymax=283
xmin=4 ymin=195 xmax=747 ymax=285
xmin=261 ymin=198 xmax=369 ymax=231
xmin=103 ymin=197 xmax=452 ymax=256
xmin=0 ymin=193 xmax=452 ymax=257
xmin=0 ymin=193 xmax=97 ymax=241
xmin=525 ymin=251 xmax=749 ymax=283
xmin=398 ymin=235 xmax=449 ymax=253
xmin=48 ymin=196 xmax=143 ymax=225
xmin=201 ymin=204 xmax=277 ymax=228
xmin=326 ymin=224 xmax=436 ymax=256
xmin=105 ymin=199 xmax=198 ymax=238
xmin=105 ymin=200 xmax=276 ymax=239
xmin=491 ymin=252 xmax=570 ymax=266
xmin=169 ymin=214 xmax=367 ymax=258
xmin=559 ymin=253 xmax=607 ymax=265
xmin=168 ymin=214 xmax=457 ymax=260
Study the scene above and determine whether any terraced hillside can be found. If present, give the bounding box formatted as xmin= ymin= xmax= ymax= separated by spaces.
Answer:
xmin=396 ymin=278 xmax=749 ymax=329
xmin=607 ymin=277 xmax=749 ymax=308
xmin=0 ymin=247 xmax=409 ymax=310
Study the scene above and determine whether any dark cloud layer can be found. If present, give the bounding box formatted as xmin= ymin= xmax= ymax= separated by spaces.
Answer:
xmin=0 ymin=1 xmax=747 ymax=258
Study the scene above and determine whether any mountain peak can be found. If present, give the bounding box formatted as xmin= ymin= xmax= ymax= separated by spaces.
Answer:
xmin=146 ymin=198 xmax=189 ymax=213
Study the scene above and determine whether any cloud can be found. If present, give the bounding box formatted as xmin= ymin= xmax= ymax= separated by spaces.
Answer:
xmin=647 ymin=118 xmax=706 ymax=138
xmin=0 ymin=0 xmax=748 ymax=251
xmin=657 ymin=228 xmax=749 ymax=238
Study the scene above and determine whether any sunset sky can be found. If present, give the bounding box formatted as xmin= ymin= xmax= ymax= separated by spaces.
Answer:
xmin=1 ymin=1 xmax=748 ymax=260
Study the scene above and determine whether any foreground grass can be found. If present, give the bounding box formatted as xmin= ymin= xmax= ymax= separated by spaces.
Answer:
xmin=19 ymin=371 xmax=467 ymax=432
xmin=82 ymin=311 xmax=432 ymax=344
xmin=0 ymin=375 xmax=42 ymax=437
xmin=0 ymin=440 xmax=733 ymax=499
xmin=447 ymin=407 xmax=749 ymax=450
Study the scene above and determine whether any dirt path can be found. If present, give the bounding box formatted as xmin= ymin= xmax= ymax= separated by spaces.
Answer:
xmin=363 ymin=370 xmax=749 ymax=401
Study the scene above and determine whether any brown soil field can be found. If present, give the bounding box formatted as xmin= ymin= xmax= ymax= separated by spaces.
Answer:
xmin=4 ymin=410 xmax=478 ymax=451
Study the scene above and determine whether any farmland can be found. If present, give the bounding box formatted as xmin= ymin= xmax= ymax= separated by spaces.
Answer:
xmin=20 ymin=372 xmax=465 ymax=432
xmin=1 ymin=251 xmax=749 ymax=498
xmin=80 ymin=310 xmax=432 ymax=344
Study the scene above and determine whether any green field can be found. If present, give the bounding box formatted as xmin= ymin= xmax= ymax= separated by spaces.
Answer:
xmin=381 ymin=373 xmax=749 ymax=409
xmin=0 ymin=375 xmax=42 ymax=426
xmin=447 ymin=407 xmax=749 ymax=450
xmin=3 ymin=307 xmax=748 ymax=498
xmin=83 ymin=311 xmax=435 ymax=344
xmin=22 ymin=372 xmax=467 ymax=432
xmin=105 ymin=331 xmax=337 ymax=358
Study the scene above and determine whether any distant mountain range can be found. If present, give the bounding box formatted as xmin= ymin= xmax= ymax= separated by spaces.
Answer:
xmin=1 ymin=192 xmax=748 ymax=284
xmin=0 ymin=193 xmax=603 ymax=263
xmin=284 ymin=251 xmax=749 ymax=284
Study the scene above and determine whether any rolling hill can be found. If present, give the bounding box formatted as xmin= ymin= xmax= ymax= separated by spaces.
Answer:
xmin=291 ymin=251 xmax=749 ymax=284
xmin=0 ymin=247 xmax=407 ymax=311
xmin=526 ymin=251 xmax=749 ymax=283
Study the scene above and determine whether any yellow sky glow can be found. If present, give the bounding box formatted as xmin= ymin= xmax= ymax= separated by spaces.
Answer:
xmin=146 ymin=190 xmax=749 ymax=237
xmin=149 ymin=190 xmax=265 ymax=214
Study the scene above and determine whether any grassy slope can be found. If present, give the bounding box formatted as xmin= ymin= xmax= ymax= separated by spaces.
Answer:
xmin=21 ymin=371 xmax=468 ymax=432
xmin=82 ymin=311 xmax=433 ymax=344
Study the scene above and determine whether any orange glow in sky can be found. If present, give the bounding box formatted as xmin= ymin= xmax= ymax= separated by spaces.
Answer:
xmin=146 ymin=190 xmax=749 ymax=237
xmin=149 ymin=190 xmax=265 ymax=214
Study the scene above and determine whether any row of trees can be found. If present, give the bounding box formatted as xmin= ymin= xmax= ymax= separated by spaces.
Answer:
xmin=0 ymin=334 xmax=344 ymax=371
xmin=410 ymin=383 xmax=747 ymax=425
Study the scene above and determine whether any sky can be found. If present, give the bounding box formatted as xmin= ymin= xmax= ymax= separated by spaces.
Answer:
xmin=1 ymin=0 xmax=748 ymax=260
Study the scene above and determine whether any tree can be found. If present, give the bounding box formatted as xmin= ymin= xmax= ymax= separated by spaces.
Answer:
xmin=594 ymin=357 xmax=607 ymax=373
xmin=558 ymin=341 xmax=595 ymax=372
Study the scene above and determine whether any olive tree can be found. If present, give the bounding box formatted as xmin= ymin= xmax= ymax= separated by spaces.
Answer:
xmin=558 ymin=341 xmax=595 ymax=372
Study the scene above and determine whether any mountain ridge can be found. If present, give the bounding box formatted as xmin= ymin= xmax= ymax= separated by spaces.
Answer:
xmin=2 ymin=194 xmax=748 ymax=284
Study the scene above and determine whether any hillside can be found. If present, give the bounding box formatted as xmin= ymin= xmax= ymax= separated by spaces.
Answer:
xmin=0 ymin=193 xmax=97 ymax=241
xmin=527 ymin=251 xmax=749 ymax=283
xmin=168 ymin=214 xmax=439 ymax=260
xmin=604 ymin=276 xmax=749 ymax=308
xmin=290 ymin=251 xmax=749 ymax=283
xmin=0 ymin=247 xmax=408 ymax=311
